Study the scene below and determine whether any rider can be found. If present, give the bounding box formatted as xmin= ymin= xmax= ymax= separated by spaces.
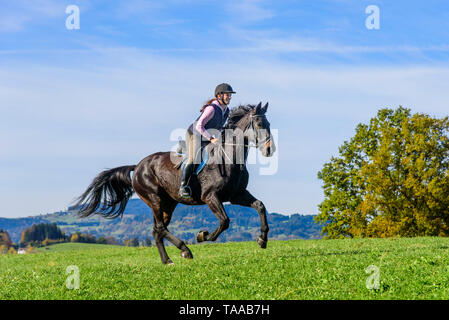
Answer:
xmin=179 ymin=83 xmax=236 ymax=199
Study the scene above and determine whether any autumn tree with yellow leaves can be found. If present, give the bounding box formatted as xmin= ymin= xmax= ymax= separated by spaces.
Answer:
xmin=316 ymin=107 xmax=449 ymax=238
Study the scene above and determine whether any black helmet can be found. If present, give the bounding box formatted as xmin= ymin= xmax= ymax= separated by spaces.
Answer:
xmin=215 ymin=83 xmax=236 ymax=96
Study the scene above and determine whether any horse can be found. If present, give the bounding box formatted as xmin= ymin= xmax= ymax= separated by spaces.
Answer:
xmin=73 ymin=102 xmax=276 ymax=264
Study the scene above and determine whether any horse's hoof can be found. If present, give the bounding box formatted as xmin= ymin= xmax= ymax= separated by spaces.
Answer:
xmin=197 ymin=230 xmax=209 ymax=243
xmin=164 ymin=259 xmax=175 ymax=265
xmin=180 ymin=250 xmax=193 ymax=259
xmin=257 ymin=236 xmax=267 ymax=249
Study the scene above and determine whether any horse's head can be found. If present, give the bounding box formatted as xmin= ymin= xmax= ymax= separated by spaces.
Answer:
xmin=226 ymin=102 xmax=276 ymax=157
xmin=248 ymin=102 xmax=276 ymax=157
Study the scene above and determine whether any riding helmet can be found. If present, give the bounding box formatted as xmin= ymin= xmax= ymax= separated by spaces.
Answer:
xmin=215 ymin=83 xmax=236 ymax=96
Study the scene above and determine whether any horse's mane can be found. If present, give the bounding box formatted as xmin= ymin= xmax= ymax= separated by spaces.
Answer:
xmin=225 ymin=104 xmax=255 ymax=129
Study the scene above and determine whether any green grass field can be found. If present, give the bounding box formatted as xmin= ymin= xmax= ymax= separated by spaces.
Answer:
xmin=1 ymin=237 xmax=449 ymax=300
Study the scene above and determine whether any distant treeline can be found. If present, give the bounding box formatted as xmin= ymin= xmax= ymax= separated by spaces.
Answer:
xmin=20 ymin=222 xmax=66 ymax=245
xmin=14 ymin=223 xmax=144 ymax=248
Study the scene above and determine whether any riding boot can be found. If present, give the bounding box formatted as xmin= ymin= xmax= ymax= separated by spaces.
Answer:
xmin=179 ymin=163 xmax=194 ymax=199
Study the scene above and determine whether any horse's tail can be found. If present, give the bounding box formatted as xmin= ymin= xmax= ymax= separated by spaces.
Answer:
xmin=73 ymin=165 xmax=136 ymax=219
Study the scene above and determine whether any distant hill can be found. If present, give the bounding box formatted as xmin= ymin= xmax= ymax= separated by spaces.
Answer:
xmin=0 ymin=199 xmax=322 ymax=244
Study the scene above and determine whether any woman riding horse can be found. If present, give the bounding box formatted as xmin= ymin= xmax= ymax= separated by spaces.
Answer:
xmin=74 ymin=88 xmax=275 ymax=264
xmin=179 ymin=83 xmax=236 ymax=199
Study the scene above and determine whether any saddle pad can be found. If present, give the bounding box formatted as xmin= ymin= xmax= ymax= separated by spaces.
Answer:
xmin=179 ymin=146 xmax=209 ymax=175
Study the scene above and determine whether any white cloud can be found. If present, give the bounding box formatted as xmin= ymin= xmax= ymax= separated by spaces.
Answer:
xmin=0 ymin=0 xmax=67 ymax=32
xmin=0 ymin=14 xmax=29 ymax=32
xmin=225 ymin=0 xmax=275 ymax=24
xmin=220 ymin=26 xmax=449 ymax=56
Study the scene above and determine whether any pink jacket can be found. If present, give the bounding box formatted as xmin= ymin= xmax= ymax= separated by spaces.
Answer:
xmin=194 ymin=99 xmax=228 ymax=140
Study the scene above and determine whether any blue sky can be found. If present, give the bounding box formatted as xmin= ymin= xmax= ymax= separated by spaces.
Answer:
xmin=1 ymin=0 xmax=449 ymax=218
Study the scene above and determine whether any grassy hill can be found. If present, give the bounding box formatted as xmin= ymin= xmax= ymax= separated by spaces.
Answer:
xmin=0 ymin=199 xmax=322 ymax=244
xmin=1 ymin=237 xmax=449 ymax=299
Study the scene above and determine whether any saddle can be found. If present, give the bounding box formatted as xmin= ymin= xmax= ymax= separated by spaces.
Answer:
xmin=174 ymin=140 xmax=209 ymax=175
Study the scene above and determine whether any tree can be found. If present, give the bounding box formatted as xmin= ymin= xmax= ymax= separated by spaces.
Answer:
xmin=70 ymin=233 xmax=80 ymax=243
xmin=316 ymin=107 xmax=449 ymax=238
xmin=143 ymin=237 xmax=152 ymax=247
xmin=20 ymin=223 xmax=66 ymax=245
xmin=70 ymin=232 xmax=96 ymax=243
xmin=96 ymin=237 xmax=107 ymax=244
xmin=0 ymin=229 xmax=12 ymax=248
xmin=105 ymin=236 xmax=120 ymax=245
xmin=124 ymin=238 xmax=139 ymax=247
xmin=0 ymin=229 xmax=13 ymax=254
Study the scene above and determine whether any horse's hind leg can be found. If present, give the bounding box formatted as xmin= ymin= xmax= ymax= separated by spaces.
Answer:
xmin=160 ymin=200 xmax=193 ymax=260
xmin=152 ymin=204 xmax=193 ymax=264
xmin=152 ymin=215 xmax=173 ymax=265
xmin=138 ymin=193 xmax=192 ymax=264
xmin=137 ymin=193 xmax=173 ymax=264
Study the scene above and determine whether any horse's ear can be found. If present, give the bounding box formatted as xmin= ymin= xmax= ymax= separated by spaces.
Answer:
xmin=255 ymin=102 xmax=262 ymax=114
xmin=261 ymin=102 xmax=268 ymax=114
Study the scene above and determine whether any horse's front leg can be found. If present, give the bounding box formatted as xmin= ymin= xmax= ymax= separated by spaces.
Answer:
xmin=197 ymin=193 xmax=230 ymax=242
xmin=230 ymin=190 xmax=269 ymax=248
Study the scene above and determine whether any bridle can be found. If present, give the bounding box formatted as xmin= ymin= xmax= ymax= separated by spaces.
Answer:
xmin=214 ymin=112 xmax=272 ymax=165
xmin=219 ymin=113 xmax=271 ymax=148
xmin=212 ymin=114 xmax=271 ymax=170
xmin=245 ymin=113 xmax=271 ymax=148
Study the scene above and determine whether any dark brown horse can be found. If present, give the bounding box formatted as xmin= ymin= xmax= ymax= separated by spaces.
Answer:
xmin=74 ymin=102 xmax=276 ymax=264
